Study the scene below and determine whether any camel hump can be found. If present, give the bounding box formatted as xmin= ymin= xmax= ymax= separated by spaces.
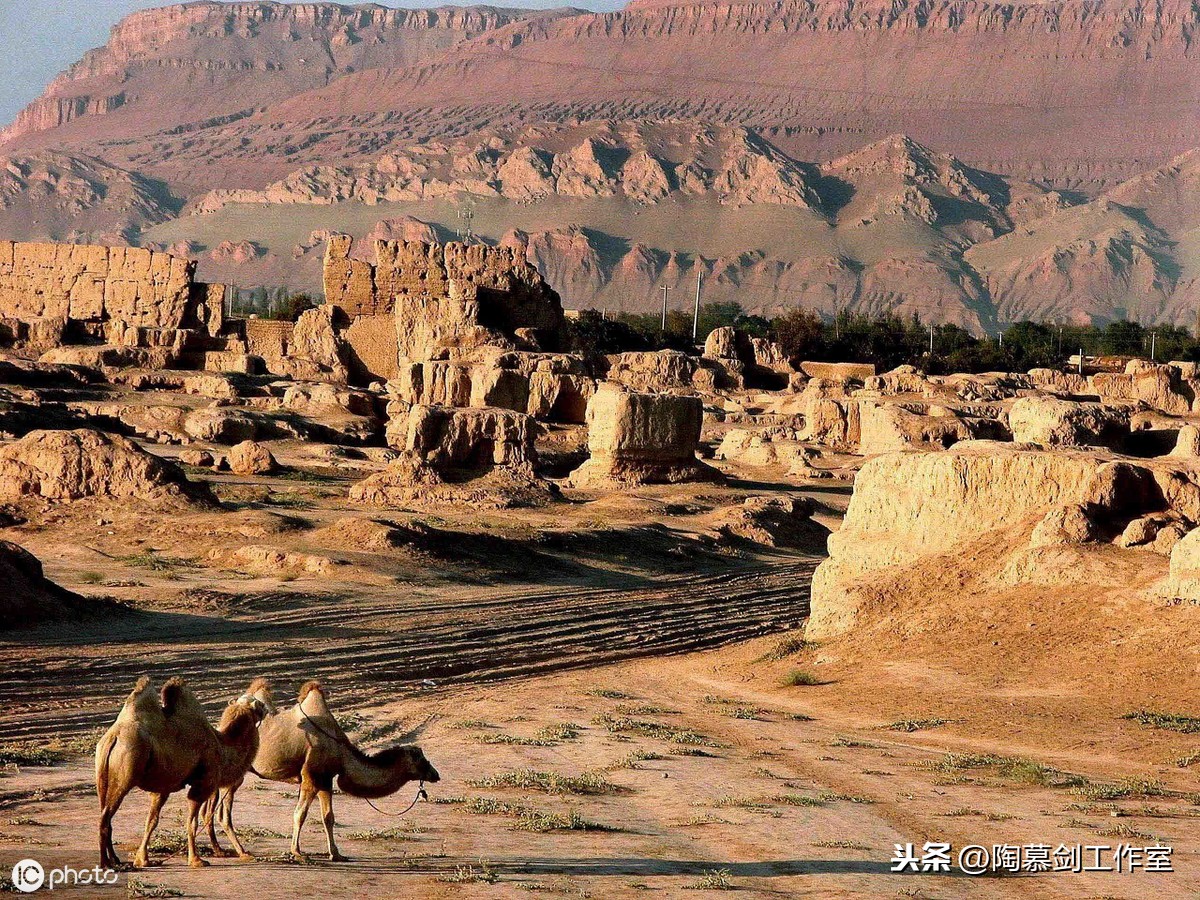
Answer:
xmin=160 ymin=677 xmax=204 ymax=720
xmin=296 ymin=680 xmax=336 ymax=722
xmin=297 ymin=680 xmax=324 ymax=704
xmin=124 ymin=676 xmax=160 ymax=717
xmin=126 ymin=675 xmax=152 ymax=703
xmin=247 ymin=677 xmax=273 ymax=700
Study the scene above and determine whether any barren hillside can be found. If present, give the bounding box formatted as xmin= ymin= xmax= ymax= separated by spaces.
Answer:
xmin=1 ymin=0 xmax=1196 ymax=328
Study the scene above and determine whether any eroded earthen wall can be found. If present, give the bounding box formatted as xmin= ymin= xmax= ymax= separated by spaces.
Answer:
xmin=324 ymin=235 xmax=564 ymax=361
xmin=0 ymin=241 xmax=197 ymax=330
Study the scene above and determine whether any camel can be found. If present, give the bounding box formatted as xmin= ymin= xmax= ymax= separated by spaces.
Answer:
xmin=210 ymin=680 xmax=440 ymax=861
xmin=95 ymin=677 xmax=267 ymax=869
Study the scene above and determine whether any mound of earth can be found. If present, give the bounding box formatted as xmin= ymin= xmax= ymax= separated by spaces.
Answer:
xmin=0 ymin=428 xmax=212 ymax=503
xmin=0 ymin=541 xmax=98 ymax=628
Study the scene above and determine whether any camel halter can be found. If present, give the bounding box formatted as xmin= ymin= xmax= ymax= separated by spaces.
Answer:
xmin=297 ymin=704 xmax=429 ymax=818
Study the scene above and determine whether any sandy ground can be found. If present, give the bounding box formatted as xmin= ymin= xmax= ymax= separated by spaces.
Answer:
xmin=3 ymin=427 xmax=1200 ymax=898
xmin=4 ymin=639 xmax=1200 ymax=899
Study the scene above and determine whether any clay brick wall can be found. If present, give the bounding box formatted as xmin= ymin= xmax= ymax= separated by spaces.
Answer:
xmin=243 ymin=319 xmax=294 ymax=358
xmin=344 ymin=314 xmax=399 ymax=383
xmin=0 ymin=241 xmax=199 ymax=329
xmin=323 ymin=235 xmax=565 ymax=361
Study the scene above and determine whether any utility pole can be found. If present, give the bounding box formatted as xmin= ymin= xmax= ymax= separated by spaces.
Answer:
xmin=1078 ymin=348 xmax=1083 ymax=376
xmin=929 ymin=323 xmax=934 ymax=355
xmin=692 ymin=267 xmax=702 ymax=342
xmin=1151 ymin=330 xmax=1157 ymax=361
xmin=660 ymin=285 xmax=670 ymax=332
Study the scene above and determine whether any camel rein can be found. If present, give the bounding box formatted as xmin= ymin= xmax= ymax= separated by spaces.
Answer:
xmin=296 ymin=704 xmax=428 ymax=817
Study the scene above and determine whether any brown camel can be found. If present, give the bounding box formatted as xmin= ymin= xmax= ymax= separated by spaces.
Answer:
xmin=210 ymin=680 xmax=440 ymax=861
xmin=95 ymin=677 xmax=267 ymax=869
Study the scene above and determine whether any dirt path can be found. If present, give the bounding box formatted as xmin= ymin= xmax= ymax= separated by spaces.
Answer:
xmin=0 ymin=553 xmax=814 ymax=744
xmin=4 ymin=642 xmax=1196 ymax=899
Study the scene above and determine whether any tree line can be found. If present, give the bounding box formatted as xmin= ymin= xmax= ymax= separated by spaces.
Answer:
xmin=564 ymin=304 xmax=1200 ymax=373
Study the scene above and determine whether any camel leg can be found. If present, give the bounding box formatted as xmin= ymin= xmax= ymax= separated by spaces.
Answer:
xmin=290 ymin=775 xmax=317 ymax=860
xmin=133 ymin=792 xmax=167 ymax=868
xmin=98 ymin=785 xmax=131 ymax=870
xmin=185 ymin=793 xmax=210 ymax=868
xmin=218 ymin=781 xmax=253 ymax=860
xmin=317 ymin=787 xmax=347 ymax=862
xmin=202 ymin=795 xmax=234 ymax=858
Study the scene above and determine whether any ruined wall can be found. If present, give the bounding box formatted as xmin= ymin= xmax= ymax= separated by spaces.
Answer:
xmin=344 ymin=315 xmax=400 ymax=383
xmin=0 ymin=241 xmax=198 ymax=330
xmin=324 ymin=235 xmax=564 ymax=361
xmin=243 ymin=319 xmax=294 ymax=359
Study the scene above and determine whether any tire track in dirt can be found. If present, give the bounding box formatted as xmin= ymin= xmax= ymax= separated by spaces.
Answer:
xmin=0 ymin=556 xmax=817 ymax=743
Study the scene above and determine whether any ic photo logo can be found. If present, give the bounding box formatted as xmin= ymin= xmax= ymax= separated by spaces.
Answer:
xmin=11 ymin=860 xmax=44 ymax=893
xmin=8 ymin=859 xmax=119 ymax=892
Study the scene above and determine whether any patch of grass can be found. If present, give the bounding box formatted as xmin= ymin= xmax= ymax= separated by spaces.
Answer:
xmin=344 ymin=825 xmax=422 ymax=841
xmin=0 ymin=744 xmax=65 ymax=768
xmin=924 ymin=752 xmax=1085 ymax=789
xmin=516 ymin=877 xmax=590 ymax=895
xmin=940 ymin=807 xmax=1014 ymax=821
xmin=261 ymin=492 xmax=315 ymax=510
xmin=438 ymin=862 xmax=499 ymax=884
xmin=126 ymin=880 xmax=183 ymax=899
xmin=79 ymin=571 xmax=105 ymax=585
xmin=592 ymin=713 xmax=715 ymax=747
xmin=678 ymin=814 xmax=731 ymax=827
xmin=780 ymin=670 xmax=822 ymax=687
xmin=146 ymin=829 xmax=187 ymax=854
xmin=811 ymin=840 xmax=870 ymax=850
xmin=517 ymin=808 xmax=612 ymax=834
xmin=771 ymin=794 xmax=825 ymax=807
xmin=759 ymin=634 xmax=817 ymax=662
xmin=829 ymin=736 xmax=879 ymax=750
xmin=468 ymin=769 xmax=619 ymax=796
xmin=1123 ymin=710 xmax=1200 ymax=733
xmin=1074 ymin=778 xmax=1172 ymax=802
xmin=535 ymin=723 xmax=582 ymax=742
xmin=475 ymin=733 xmax=559 ymax=747
xmin=449 ymin=797 xmax=616 ymax=833
xmin=605 ymin=750 xmax=664 ymax=771
xmin=275 ymin=468 xmax=342 ymax=484
xmin=887 ymin=718 xmax=952 ymax=733
xmin=817 ymin=792 xmax=875 ymax=804
xmin=448 ymin=719 xmax=495 ymax=730
xmin=728 ymin=706 xmax=768 ymax=721
xmin=1097 ymin=822 xmax=1158 ymax=840
xmin=233 ymin=825 xmax=287 ymax=839
xmin=614 ymin=703 xmax=678 ymax=716
xmin=713 ymin=795 xmax=773 ymax=810
xmin=687 ymin=869 xmax=735 ymax=890
xmin=586 ymin=689 xmax=632 ymax=699
xmin=1173 ymin=750 xmax=1200 ymax=768
xmin=117 ymin=552 xmax=199 ymax=572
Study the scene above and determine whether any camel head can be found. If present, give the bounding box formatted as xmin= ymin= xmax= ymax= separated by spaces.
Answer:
xmin=338 ymin=743 xmax=441 ymax=799
xmin=238 ymin=677 xmax=277 ymax=715
xmin=218 ymin=695 xmax=269 ymax=740
xmin=398 ymin=744 xmax=440 ymax=785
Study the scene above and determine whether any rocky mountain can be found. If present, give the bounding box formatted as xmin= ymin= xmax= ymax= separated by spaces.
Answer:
xmin=0 ymin=0 xmax=1196 ymax=330
xmin=0 ymin=151 xmax=175 ymax=244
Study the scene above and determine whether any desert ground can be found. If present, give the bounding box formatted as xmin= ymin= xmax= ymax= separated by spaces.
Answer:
xmin=4 ymin=427 xmax=1200 ymax=899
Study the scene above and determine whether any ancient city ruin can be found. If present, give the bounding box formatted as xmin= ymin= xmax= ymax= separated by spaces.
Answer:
xmin=2 ymin=0 xmax=1198 ymax=891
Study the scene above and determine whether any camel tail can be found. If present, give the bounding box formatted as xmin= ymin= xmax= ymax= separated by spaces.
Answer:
xmin=95 ymin=729 xmax=118 ymax=808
